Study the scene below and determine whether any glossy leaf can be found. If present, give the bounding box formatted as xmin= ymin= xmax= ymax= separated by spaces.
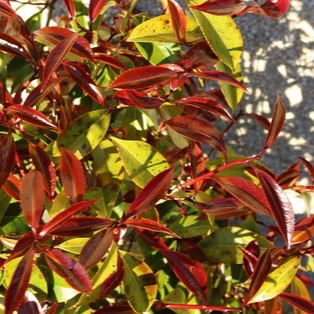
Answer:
xmin=298 ymin=157 xmax=314 ymax=183
xmin=57 ymin=109 xmax=110 ymax=159
xmin=244 ymin=249 xmax=272 ymax=305
xmin=5 ymin=249 xmax=34 ymax=314
xmin=45 ymin=250 xmax=92 ymax=293
xmin=111 ymin=137 xmax=170 ymax=188
xmin=247 ymin=0 xmax=291 ymax=18
xmin=280 ymin=292 xmax=314 ymax=314
xmin=121 ymin=251 xmax=158 ymax=313
xmin=255 ymin=168 xmax=295 ymax=249
xmin=124 ymin=218 xmax=178 ymax=237
xmin=247 ymin=255 xmax=300 ymax=303
xmin=114 ymin=90 xmax=163 ymax=109
xmin=165 ymin=116 xmax=226 ymax=156
xmin=41 ymin=32 xmax=78 ymax=90
xmin=198 ymin=226 xmax=273 ymax=265
xmin=127 ymin=168 xmax=173 ymax=217
xmin=79 ymin=228 xmax=114 ymax=269
xmin=20 ymin=170 xmax=45 ymax=231
xmin=0 ymin=32 xmax=33 ymax=63
xmin=50 ymin=217 xmax=112 ymax=236
xmin=5 ymin=231 xmax=35 ymax=264
xmin=94 ymin=54 xmax=127 ymax=71
xmin=39 ymin=200 xmax=95 ymax=237
xmin=240 ymin=240 xmax=260 ymax=276
xmin=29 ymin=142 xmax=56 ymax=199
xmin=64 ymin=0 xmax=76 ymax=18
xmin=175 ymin=96 xmax=233 ymax=120
xmin=89 ymin=0 xmax=109 ymax=22
xmin=24 ymin=77 xmax=64 ymax=107
xmin=162 ymin=250 xmax=207 ymax=302
xmin=109 ymin=65 xmax=178 ymax=90
xmin=215 ymin=176 xmax=271 ymax=216
xmin=191 ymin=7 xmax=243 ymax=70
xmin=60 ymin=148 xmax=86 ymax=203
xmin=264 ymin=95 xmax=286 ymax=149
xmin=127 ymin=14 xmax=204 ymax=43
xmin=191 ymin=70 xmax=246 ymax=90
xmin=168 ymin=0 xmax=187 ymax=43
xmin=0 ymin=133 xmax=16 ymax=188
xmin=34 ymin=27 xmax=93 ymax=61
xmin=6 ymin=104 xmax=59 ymax=131
xmin=190 ymin=0 xmax=246 ymax=16
xmin=63 ymin=62 xmax=105 ymax=105
xmin=292 ymin=216 xmax=314 ymax=244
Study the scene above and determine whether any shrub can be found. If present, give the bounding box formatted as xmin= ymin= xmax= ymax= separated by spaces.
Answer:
xmin=0 ymin=0 xmax=313 ymax=313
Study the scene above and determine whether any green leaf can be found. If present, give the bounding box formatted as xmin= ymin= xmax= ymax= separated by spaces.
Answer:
xmin=169 ymin=215 xmax=211 ymax=238
xmin=248 ymin=255 xmax=300 ymax=303
xmin=191 ymin=3 xmax=243 ymax=70
xmin=111 ymin=137 xmax=170 ymax=188
xmin=216 ymin=61 xmax=244 ymax=111
xmin=58 ymin=238 xmax=89 ymax=255
xmin=162 ymin=288 xmax=191 ymax=314
xmin=135 ymin=42 xmax=180 ymax=65
xmin=92 ymin=139 xmax=124 ymax=186
xmin=121 ymin=250 xmax=158 ymax=313
xmin=127 ymin=14 xmax=203 ymax=43
xmin=56 ymin=109 xmax=110 ymax=159
xmin=198 ymin=226 xmax=273 ymax=265
xmin=77 ymin=243 xmax=119 ymax=306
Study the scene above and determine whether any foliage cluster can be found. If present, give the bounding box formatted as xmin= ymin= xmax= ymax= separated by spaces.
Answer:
xmin=0 ymin=0 xmax=313 ymax=313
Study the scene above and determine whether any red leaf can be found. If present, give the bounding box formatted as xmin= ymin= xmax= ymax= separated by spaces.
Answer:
xmin=24 ymin=77 xmax=64 ymax=107
xmin=29 ymin=142 xmax=56 ymax=199
xmin=64 ymin=0 xmax=76 ymax=18
xmin=280 ymin=292 xmax=314 ymax=314
xmin=161 ymin=250 xmax=207 ymax=302
xmin=200 ymin=198 xmax=249 ymax=219
xmin=41 ymin=32 xmax=78 ymax=90
xmin=165 ymin=116 xmax=226 ymax=156
xmin=124 ymin=218 xmax=179 ymax=237
xmin=215 ymin=176 xmax=272 ymax=216
xmin=2 ymin=174 xmax=21 ymax=200
xmin=260 ymin=0 xmax=290 ymax=18
xmin=264 ymin=95 xmax=286 ymax=149
xmin=39 ymin=200 xmax=95 ymax=237
xmin=176 ymin=96 xmax=234 ymax=120
xmin=298 ymin=157 xmax=314 ymax=184
xmin=190 ymin=0 xmax=246 ymax=16
xmin=5 ymin=249 xmax=34 ymax=314
xmin=60 ymin=147 xmax=86 ymax=203
xmin=45 ymin=250 xmax=92 ymax=293
xmin=254 ymin=168 xmax=295 ymax=249
xmin=292 ymin=216 xmax=314 ymax=244
xmin=114 ymin=90 xmax=163 ymax=109
xmin=34 ymin=27 xmax=93 ymax=61
xmin=108 ymin=66 xmax=178 ymax=90
xmin=127 ymin=168 xmax=174 ymax=218
xmin=0 ymin=133 xmax=16 ymax=187
xmin=89 ymin=0 xmax=109 ymax=22
xmin=245 ymin=113 xmax=271 ymax=130
xmin=244 ymin=250 xmax=272 ymax=305
xmin=20 ymin=170 xmax=45 ymax=231
xmin=168 ymin=0 xmax=187 ymax=43
xmin=6 ymin=231 xmax=35 ymax=264
xmin=100 ymin=255 xmax=124 ymax=298
xmin=79 ymin=228 xmax=114 ymax=269
xmin=94 ymin=54 xmax=127 ymax=71
xmin=63 ymin=62 xmax=105 ymax=105
xmin=0 ymin=32 xmax=33 ymax=63
xmin=51 ymin=217 xmax=112 ymax=236
xmin=240 ymin=240 xmax=260 ymax=277
xmin=190 ymin=70 xmax=247 ymax=91
xmin=6 ymin=104 xmax=59 ymax=130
